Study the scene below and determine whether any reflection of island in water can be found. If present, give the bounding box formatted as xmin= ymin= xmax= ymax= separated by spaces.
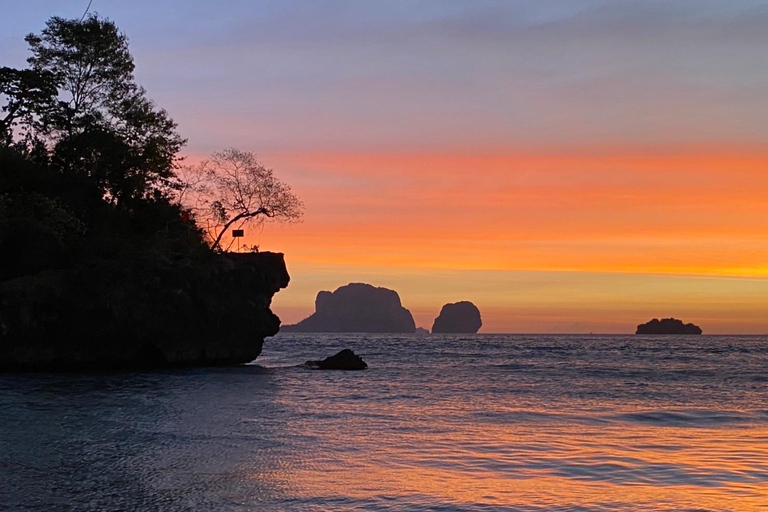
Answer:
xmin=636 ymin=318 xmax=703 ymax=335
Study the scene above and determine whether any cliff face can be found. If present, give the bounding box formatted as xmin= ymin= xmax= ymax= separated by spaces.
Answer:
xmin=636 ymin=318 xmax=702 ymax=335
xmin=431 ymin=301 xmax=482 ymax=334
xmin=0 ymin=252 xmax=289 ymax=370
xmin=282 ymin=283 xmax=416 ymax=333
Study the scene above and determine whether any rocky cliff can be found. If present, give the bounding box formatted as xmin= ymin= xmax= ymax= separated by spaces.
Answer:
xmin=431 ymin=301 xmax=482 ymax=333
xmin=0 ymin=252 xmax=289 ymax=370
xmin=282 ymin=283 xmax=415 ymax=333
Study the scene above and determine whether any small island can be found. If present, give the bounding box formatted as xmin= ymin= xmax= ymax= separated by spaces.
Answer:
xmin=431 ymin=301 xmax=482 ymax=334
xmin=635 ymin=318 xmax=703 ymax=335
xmin=281 ymin=283 xmax=416 ymax=333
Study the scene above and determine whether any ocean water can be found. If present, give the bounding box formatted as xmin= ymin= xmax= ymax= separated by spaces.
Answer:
xmin=1 ymin=334 xmax=768 ymax=512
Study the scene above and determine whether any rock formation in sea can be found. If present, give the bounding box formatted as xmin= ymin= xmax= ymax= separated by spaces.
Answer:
xmin=282 ymin=283 xmax=416 ymax=333
xmin=414 ymin=327 xmax=430 ymax=335
xmin=635 ymin=318 xmax=703 ymax=335
xmin=0 ymin=252 xmax=290 ymax=370
xmin=305 ymin=349 xmax=368 ymax=370
xmin=431 ymin=301 xmax=482 ymax=333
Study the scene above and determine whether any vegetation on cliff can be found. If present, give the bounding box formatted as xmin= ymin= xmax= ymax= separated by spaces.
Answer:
xmin=0 ymin=14 xmax=298 ymax=369
xmin=1 ymin=14 xmax=205 ymax=277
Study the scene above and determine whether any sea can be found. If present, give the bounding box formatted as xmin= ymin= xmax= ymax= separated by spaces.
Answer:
xmin=1 ymin=334 xmax=768 ymax=512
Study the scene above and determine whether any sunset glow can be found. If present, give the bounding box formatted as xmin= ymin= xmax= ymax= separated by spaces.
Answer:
xmin=4 ymin=1 xmax=768 ymax=332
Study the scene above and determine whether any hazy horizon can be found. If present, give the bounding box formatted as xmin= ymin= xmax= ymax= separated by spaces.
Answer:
xmin=5 ymin=0 xmax=768 ymax=333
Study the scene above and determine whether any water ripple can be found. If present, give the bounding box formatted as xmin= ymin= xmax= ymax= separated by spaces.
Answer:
xmin=2 ymin=334 xmax=768 ymax=511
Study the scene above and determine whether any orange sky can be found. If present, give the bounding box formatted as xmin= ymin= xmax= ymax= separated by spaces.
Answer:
xmin=228 ymin=149 xmax=768 ymax=334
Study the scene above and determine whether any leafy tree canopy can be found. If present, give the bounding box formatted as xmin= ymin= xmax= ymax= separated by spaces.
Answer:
xmin=4 ymin=14 xmax=186 ymax=206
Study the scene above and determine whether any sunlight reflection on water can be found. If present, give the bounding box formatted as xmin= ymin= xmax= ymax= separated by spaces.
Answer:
xmin=2 ymin=334 xmax=768 ymax=511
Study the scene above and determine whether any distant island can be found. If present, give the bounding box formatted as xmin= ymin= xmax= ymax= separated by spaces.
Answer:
xmin=432 ymin=301 xmax=482 ymax=333
xmin=636 ymin=318 xmax=703 ymax=335
xmin=282 ymin=283 xmax=416 ymax=333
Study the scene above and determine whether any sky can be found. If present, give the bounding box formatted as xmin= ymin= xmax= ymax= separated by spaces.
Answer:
xmin=2 ymin=0 xmax=768 ymax=333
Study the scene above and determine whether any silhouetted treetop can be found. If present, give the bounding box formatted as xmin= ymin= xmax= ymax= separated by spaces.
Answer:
xmin=1 ymin=14 xmax=204 ymax=276
xmin=25 ymin=15 xmax=134 ymax=121
xmin=19 ymin=14 xmax=184 ymax=206
xmin=0 ymin=67 xmax=57 ymax=146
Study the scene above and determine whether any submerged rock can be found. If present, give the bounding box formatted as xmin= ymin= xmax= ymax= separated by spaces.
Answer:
xmin=636 ymin=318 xmax=703 ymax=335
xmin=305 ymin=349 xmax=368 ymax=370
xmin=431 ymin=301 xmax=482 ymax=333
xmin=282 ymin=283 xmax=415 ymax=333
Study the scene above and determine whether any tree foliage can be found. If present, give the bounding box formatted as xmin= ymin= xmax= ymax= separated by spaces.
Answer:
xmin=179 ymin=148 xmax=304 ymax=251
xmin=19 ymin=14 xmax=185 ymax=206
xmin=0 ymin=14 xmax=205 ymax=278
xmin=0 ymin=67 xmax=57 ymax=146
xmin=0 ymin=14 xmax=302 ymax=278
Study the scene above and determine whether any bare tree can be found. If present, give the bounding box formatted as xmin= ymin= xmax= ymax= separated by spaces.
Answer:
xmin=178 ymin=148 xmax=304 ymax=252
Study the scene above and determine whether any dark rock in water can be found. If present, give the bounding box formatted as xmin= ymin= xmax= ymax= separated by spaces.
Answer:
xmin=0 ymin=252 xmax=290 ymax=371
xmin=636 ymin=318 xmax=702 ymax=335
xmin=431 ymin=301 xmax=482 ymax=333
xmin=305 ymin=349 xmax=367 ymax=370
xmin=414 ymin=327 xmax=430 ymax=335
xmin=282 ymin=283 xmax=415 ymax=333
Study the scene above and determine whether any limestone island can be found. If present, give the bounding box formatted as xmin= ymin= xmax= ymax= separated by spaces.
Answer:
xmin=635 ymin=318 xmax=703 ymax=335
xmin=431 ymin=301 xmax=482 ymax=333
xmin=282 ymin=283 xmax=416 ymax=333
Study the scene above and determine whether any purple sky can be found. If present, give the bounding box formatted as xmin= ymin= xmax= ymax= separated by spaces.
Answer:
xmin=3 ymin=0 xmax=768 ymax=154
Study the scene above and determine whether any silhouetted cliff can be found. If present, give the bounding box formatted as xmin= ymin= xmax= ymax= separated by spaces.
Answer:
xmin=0 ymin=252 xmax=289 ymax=370
xmin=636 ymin=318 xmax=702 ymax=335
xmin=282 ymin=283 xmax=415 ymax=333
xmin=431 ymin=301 xmax=482 ymax=333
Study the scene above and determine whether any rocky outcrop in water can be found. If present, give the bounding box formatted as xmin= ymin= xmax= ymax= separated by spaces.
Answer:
xmin=635 ymin=318 xmax=702 ymax=335
xmin=0 ymin=252 xmax=290 ymax=370
xmin=282 ymin=283 xmax=415 ymax=333
xmin=305 ymin=349 xmax=367 ymax=370
xmin=431 ymin=301 xmax=482 ymax=333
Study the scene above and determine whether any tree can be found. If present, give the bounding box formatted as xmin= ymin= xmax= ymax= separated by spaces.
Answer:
xmin=179 ymin=148 xmax=304 ymax=252
xmin=0 ymin=67 xmax=57 ymax=147
xmin=23 ymin=14 xmax=185 ymax=206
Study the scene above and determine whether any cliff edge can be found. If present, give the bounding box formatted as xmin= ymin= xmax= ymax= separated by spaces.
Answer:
xmin=0 ymin=252 xmax=289 ymax=370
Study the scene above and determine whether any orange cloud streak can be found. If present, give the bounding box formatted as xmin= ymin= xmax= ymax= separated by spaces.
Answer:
xmin=248 ymin=149 xmax=768 ymax=276
xmin=195 ymin=148 xmax=768 ymax=333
